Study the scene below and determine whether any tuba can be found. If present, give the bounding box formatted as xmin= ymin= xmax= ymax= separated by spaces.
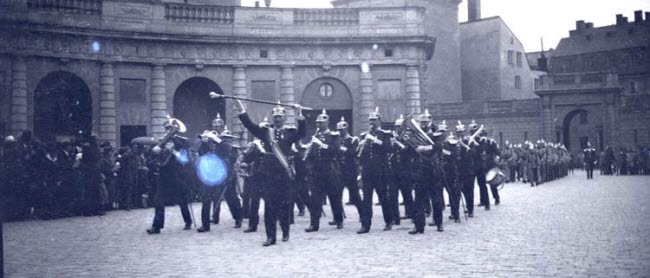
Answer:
xmin=397 ymin=114 xmax=435 ymax=149
xmin=156 ymin=117 xmax=187 ymax=165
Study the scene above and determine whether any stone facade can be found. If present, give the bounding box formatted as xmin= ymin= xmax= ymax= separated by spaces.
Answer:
xmin=0 ymin=0 xmax=438 ymax=145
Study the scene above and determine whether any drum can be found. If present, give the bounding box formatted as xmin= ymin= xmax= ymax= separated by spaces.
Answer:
xmin=486 ymin=167 xmax=506 ymax=186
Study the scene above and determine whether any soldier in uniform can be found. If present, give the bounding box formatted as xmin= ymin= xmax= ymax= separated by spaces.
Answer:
xmin=583 ymin=142 xmax=597 ymax=179
xmin=146 ymin=120 xmax=193 ymax=234
xmin=336 ymin=117 xmax=362 ymax=219
xmin=196 ymin=115 xmax=241 ymax=232
xmin=389 ymin=115 xmax=415 ymax=224
xmin=235 ymin=100 xmax=306 ymax=246
xmin=456 ymin=121 xmax=476 ymax=218
xmin=304 ymin=110 xmax=344 ymax=232
xmin=240 ymin=139 xmax=264 ymax=233
xmin=468 ymin=121 xmax=490 ymax=210
xmin=444 ymin=131 xmax=463 ymax=223
xmin=475 ymin=127 xmax=500 ymax=207
xmin=357 ymin=107 xmax=394 ymax=234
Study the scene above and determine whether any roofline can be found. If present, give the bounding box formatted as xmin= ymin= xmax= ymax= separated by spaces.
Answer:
xmin=459 ymin=16 xmax=501 ymax=25
xmin=460 ymin=16 xmax=530 ymax=53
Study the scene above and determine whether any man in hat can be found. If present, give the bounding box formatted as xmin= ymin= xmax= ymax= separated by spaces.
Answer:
xmin=476 ymin=128 xmax=500 ymax=206
xmin=235 ymin=100 xmax=306 ymax=246
xmin=337 ymin=117 xmax=361 ymax=217
xmin=195 ymin=115 xmax=242 ymax=232
xmin=418 ymin=110 xmax=434 ymax=217
xmin=240 ymin=139 xmax=265 ymax=233
xmin=357 ymin=107 xmax=394 ymax=234
xmin=146 ymin=120 xmax=193 ymax=234
xmin=304 ymin=110 xmax=344 ymax=232
xmin=205 ymin=115 xmax=243 ymax=229
xmin=455 ymin=121 xmax=476 ymax=218
xmin=389 ymin=115 xmax=415 ymax=224
xmin=583 ymin=142 xmax=597 ymax=179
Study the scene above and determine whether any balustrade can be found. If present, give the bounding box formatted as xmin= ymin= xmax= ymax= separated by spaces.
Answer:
xmin=293 ymin=9 xmax=359 ymax=25
xmin=165 ymin=4 xmax=234 ymax=24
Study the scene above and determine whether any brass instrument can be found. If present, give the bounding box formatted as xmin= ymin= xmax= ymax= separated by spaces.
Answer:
xmin=397 ymin=114 xmax=435 ymax=149
xmin=198 ymin=129 xmax=221 ymax=144
xmin=303 ymin=131 xmax=326 ymax=161
xmin=155 ymin=117 xmax=187 ymax=165
xmin=357 ymin=132 xmax=382 ymax=158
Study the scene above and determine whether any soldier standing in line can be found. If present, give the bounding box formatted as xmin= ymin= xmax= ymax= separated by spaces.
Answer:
xmin=336 ymin=117 xmax=362 ymax=220
xmin=356 ymin=107 xmax=394 ymax=234
xmin=304 ymin=110 xmax=344 ymax=232
xmin=456 ymin=121 xmax=476 ymax=218
xmin=389 ymin=115 xmax=415 ymax=225
xmin=468 ymin=121 xmax=489 ymax=210
xmin=444 ymin=131 xmax=462 ymax=223
xmin=235 ymin=99 xmax=306 ymax=246
xmin=240 ymin=139 xmax=264 ymax=233
xmin=527 ymin=141 xmax=540 ymax=187
xmin=584 ymin=142 xmax=597 ymax=180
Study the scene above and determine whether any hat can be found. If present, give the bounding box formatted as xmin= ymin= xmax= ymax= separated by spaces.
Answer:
xmin=394 ymin=114 xmax=405 ymax=126
xmin=418 ymin=109 xmax=432 ymax=122
xmin=337 ymin=117 xmax=349 ymax=130
xmin=211 ymin=113 xmax=225 ymax=127
xmin=272 ymin=104 xmax=286 ymax=117
xmin=455 ymin=120 xmax=465 ymax=132
xmin=468 ymin=120 xmax=478 ymax=131
xmin=368 ymin=107 xmax=381 ymax=120
xmin=316 ymin=109 xmax=329 ymax=122
xmin=4 ymin=135 xmax=16 ymax=143
xmin=433 ymin=120 xmax=447 ymax=137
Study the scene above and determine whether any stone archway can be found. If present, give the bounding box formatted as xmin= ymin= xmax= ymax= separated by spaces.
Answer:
xmin=173 ymin=77 xmax=225 ymax=139
xmin=34 ymin=71 xmax=93 ymax=141
xmin=301 ymin=77 xmax=353 ymax=138
xmin=562 ymin=108 xmax=604 ymax=152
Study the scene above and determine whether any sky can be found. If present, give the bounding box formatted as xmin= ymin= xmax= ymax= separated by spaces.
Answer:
xmin=241 ymin=0 xmax=650 ymax=53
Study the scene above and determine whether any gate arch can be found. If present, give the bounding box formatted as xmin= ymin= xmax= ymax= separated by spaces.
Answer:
xmin=301 ymin=77 xmax=353 ymax=137
xmin=173 ymin=77 xmax=225 ymax=139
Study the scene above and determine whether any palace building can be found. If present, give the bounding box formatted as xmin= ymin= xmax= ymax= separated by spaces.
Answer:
xmin=0 ymin=0 xmax=647 ymax=153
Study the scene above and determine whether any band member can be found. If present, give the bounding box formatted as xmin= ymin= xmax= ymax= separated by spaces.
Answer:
xmin=456 ymin=121 xmax=476 ymax=218
xmin=241 ymin=139 xmax=264 ymax=233
xmin=337 ymin=117 xmax=362 ymax=217
xmin=235 ymin=100 xmax=306 ymax=247
xmin=146 ymin=119 xmax=193 ymax=234
xmin=196 ymin=115 xmax=241 ymax=232
xmin=444 ymin=132 xmax=462 ymax=223
xmin=584 ymin=142 xmax=597 ymax=179
xmin=469 ymin=121 xmax=490 ymax=210
xmin=477 ymin=128 xmax=501 ymax=206
xmin=389 ymin=115 xmax=415 ymax=224
xmin=209 ymin=129 xmax=243 ymax=229
xmin=418 ymin=111 xmax=434 ymax=217
xmin=357 ymin=107 xmax=394 ymax=234
xmin=304 ymin=110 xmax=344 ymax=232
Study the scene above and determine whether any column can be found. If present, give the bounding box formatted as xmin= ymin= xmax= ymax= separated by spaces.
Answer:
xmin=280 ymin=65 xmax=296 ymax=125
xmin=10 ymin=55 xmax=27 ymax=135
xmin=405 ymin=64 xmax=422 ymax=115
xmin=359 ymin=64 xmax=375 ymax=131
xmin=605 ymin=92 xmax=618 ymax=148
xmin=232 ymin=65 xmax=247 ymax=145
xmin=99 ymin=63 xmax=117 ymax=147
xmin=151 ymin=64 xmax=167 ymax=139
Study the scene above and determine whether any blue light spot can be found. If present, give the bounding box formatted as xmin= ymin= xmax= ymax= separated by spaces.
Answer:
xmin=196 ymin=153 xmax=228 ymax=186
xmin=92 ymin=41 xmax=101 ymax=53
xmin=175 ymin=149 xmax=190 ymax=165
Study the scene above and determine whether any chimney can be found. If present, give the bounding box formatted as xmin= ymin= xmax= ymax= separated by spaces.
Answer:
xmin=468 ymin=0 xmax=481 ymax=22
xmin=616 ymin=14 xmax=624 ymax=26
xmin=634 ymin=10 xmax=643 ymax=23
xmin=646 ymin=12 xmax=650 ymax=22
xmin=576 ymin=20 xmax=585 ymax=30
xmin=585 ymin=22 xmax=594 ymax=29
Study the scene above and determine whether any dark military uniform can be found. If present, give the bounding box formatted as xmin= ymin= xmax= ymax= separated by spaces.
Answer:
xmin=358 ymin=128 xmax=394 ymax=231
xmin=241 ymin=141 xmax=264 ymax=232
xmin=412 ymin=142 xmax=446 ymax=233
xmin=338 ymin=134 xmax=361 ymax=216
xmin=148 ymin=135 xmax=193 ymax=233
xmin=239 ymin=111 xmax=306 ymax=244
xmin=304 ymin=129 xmax=344 ymax=230
xmin=584 ymin=146 xmax=597 ymax=179
xmin=389 ymin=136 xmax=416 ymax=224
xmin=444 ymin=139 xmax=462 ymax=222
xmin=459 ymin=136 xmax=476 ymax=217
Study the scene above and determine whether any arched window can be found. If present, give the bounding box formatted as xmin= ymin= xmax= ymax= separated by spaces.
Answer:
xmin=319 ymin=83 xmax=333 ymax=99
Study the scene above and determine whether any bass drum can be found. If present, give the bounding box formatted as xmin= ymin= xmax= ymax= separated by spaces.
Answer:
xmin=486 ymin=167 xmax=506 ymax=187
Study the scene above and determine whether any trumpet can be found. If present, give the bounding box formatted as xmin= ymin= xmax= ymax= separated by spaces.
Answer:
xmin=198 ymin=130 xmax=221 ymax=144
xmin=302 ymin=133 xmax=326 ymax=160
xmin=357 ymin=133 xmax=382 ymax=158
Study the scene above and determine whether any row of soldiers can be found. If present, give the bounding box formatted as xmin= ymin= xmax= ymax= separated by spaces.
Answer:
xmin=166 ymin=99 xmax=514 ymax=247
xmin=499 ymin=139 xmax=573 ymax=186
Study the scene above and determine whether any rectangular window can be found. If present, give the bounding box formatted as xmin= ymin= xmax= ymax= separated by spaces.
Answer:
xmin=515 ymin=75 xmax=522 ymax=89
xmin=376 ymin=79 xmax=404 ymax=122
xmin=250 ymin=81 xmax=276 ymax=122
xmin=384 ymin=49 xmax=393 ymax=57
xmin=507 ymin=50 xmax=514 ymax=65
xmin=120 ymin=79 xmax=146 ymax=103
xmin=534 ymin=78 xmax=540 ymax=90
xmin=260 ymin=49 xmax=268 ymax=58
xmin=516 ymin=52 xmax=523 ymax=67
xmin=120 ymin=125 xmax=147 ymax=147
xmin=524 ymin=131 xmax=528 ymax=141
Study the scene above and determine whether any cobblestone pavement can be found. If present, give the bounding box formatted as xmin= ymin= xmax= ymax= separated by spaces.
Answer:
xmin=4 ymin=171 xmax=650 ymax=278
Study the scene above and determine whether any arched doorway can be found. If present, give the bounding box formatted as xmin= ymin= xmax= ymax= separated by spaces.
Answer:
xmin=563 ymin=109 xmax=603 ymax=152
xmin=301 ymin=77 xmax=353 ymax=138
xmin=34 ymin=71 xmax=93 ymax=141
xmin=173 ymin=77 xmax=225 ymax=139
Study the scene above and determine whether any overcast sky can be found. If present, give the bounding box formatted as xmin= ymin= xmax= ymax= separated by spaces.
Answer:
xmin=241 ymin=0 xmax=650 ymax=53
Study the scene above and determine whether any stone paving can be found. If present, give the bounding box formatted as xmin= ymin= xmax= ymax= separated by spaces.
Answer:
xmin=3 ymin=170 xmax=650 ymax=277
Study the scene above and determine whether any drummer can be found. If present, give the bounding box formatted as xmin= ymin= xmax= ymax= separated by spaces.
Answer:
xmin=476 ymin=128 xmax=501 ymax=208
